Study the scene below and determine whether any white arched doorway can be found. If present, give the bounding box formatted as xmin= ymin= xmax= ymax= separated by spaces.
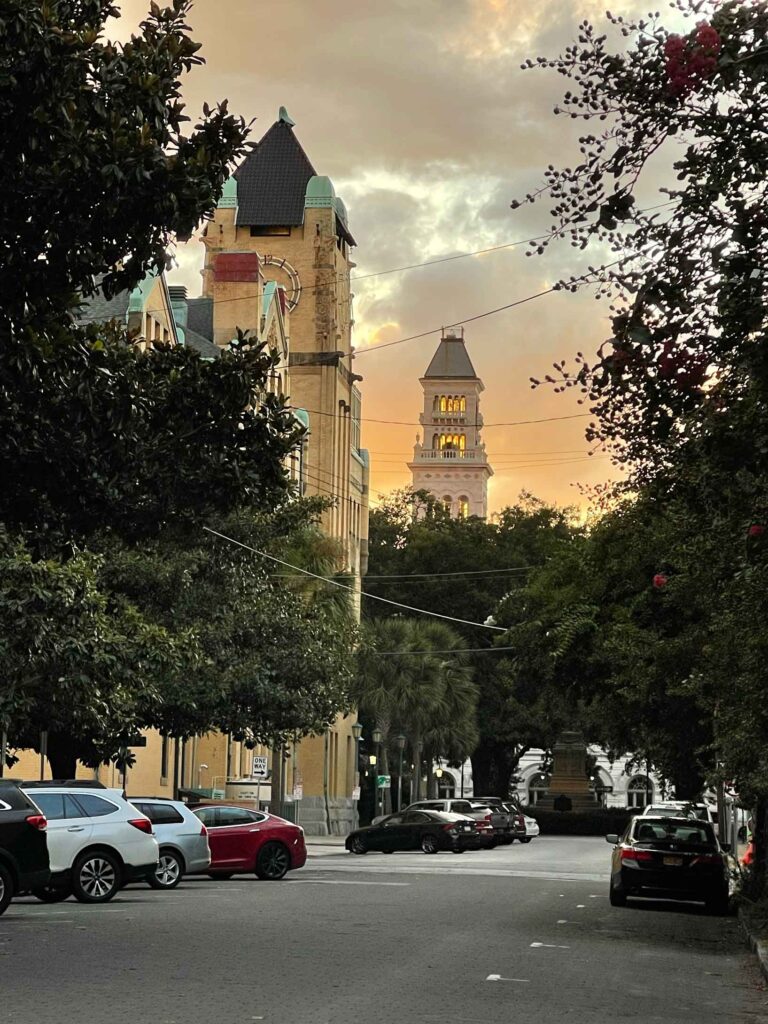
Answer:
xmin=627 ymin=775 xmax=653 ymax=809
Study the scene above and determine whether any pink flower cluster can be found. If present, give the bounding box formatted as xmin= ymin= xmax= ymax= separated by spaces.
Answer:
xmin=664 ymin=22 xmax=722 ymax=96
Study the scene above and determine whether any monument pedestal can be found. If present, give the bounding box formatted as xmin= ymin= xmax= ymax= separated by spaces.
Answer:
xmin=540 ymin=731 xmax=597 ymax=810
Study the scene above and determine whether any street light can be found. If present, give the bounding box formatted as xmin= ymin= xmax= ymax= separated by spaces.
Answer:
xmin=396 ymin=735 xmax=406 ymax=811
xmin=371 ymin=728 xmax=383 ymax=816
xmin=198 ymin=763 xmax=209 ymax=790
xmin=434 ymin=766 xmax=443 ymax=798
xmin=351 ymin=722 xmax=363 ymax=827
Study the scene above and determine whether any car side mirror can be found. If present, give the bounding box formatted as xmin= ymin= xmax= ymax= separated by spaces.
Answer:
xmin=605 ymin=834 xmax=619 ymax=845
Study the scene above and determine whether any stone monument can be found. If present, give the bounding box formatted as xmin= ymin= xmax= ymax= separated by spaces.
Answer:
xmin=541 ymin=730 xmax=597 ymax=810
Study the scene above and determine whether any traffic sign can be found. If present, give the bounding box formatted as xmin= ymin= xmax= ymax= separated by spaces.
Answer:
xmin=293 ymin=784 xmax=303 ymax=800
xmin=377 ymin=775 xmax=391 ymax=788
xmin=251 ymin=755 xmax=268 ymax=779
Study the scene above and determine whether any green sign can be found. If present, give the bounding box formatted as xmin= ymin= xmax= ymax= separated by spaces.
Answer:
xmin=377 ymin=775 xmax=391 ymax=788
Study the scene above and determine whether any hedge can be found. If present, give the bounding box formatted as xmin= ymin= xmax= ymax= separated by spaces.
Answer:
xmin=526 ymin=806 xmax=634 ymax=836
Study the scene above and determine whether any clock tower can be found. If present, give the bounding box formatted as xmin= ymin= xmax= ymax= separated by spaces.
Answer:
xmin=408 ymin=328 xmax=493 ymax=518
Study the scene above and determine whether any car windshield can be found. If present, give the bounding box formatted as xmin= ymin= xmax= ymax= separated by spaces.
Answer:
xmin=634 ymin=820 xmax=716 ymax=847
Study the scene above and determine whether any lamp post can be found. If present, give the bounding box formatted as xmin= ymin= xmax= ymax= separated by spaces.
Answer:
xmin=372 ymin=728 xmax=383 ymax=817
xmin=351 ymin=722 xmax=363 ymax=827
xmin=434 ymin=766 xmax=443 ymax=799
xmin=396 ymin=735 xmax=406 ymax=811
xmin=198 ymin=763 xmax=209 ymax=792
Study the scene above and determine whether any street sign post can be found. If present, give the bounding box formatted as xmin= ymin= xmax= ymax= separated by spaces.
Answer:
xmin=377 ymin=775 xmax=391 ymax=788
xmin=251 ymin=755 xmax=268 ymax=809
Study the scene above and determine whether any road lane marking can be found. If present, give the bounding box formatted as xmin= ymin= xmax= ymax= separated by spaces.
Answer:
xmin=530 ymin=942 xmax=570 ymax=949
xmin=486 ymin=974 xmax=530 ymax=983
xmin=576 ymin=904 xmax=586 ymax=908
xmin=557 ymin=919 xmax=568 ymax=924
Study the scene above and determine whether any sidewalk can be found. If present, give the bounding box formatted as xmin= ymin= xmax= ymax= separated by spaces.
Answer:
xmin=305 ymin=834 xmax=348 ymax=847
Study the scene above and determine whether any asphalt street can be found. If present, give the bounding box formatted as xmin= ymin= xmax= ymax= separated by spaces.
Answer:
xmin=2 ymin=836 xmax=766 ymax=1024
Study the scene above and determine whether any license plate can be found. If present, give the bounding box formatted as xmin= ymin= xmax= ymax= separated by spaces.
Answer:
xmin=462 ymin=826 xmax=471 ymax=832
xmin=663 ymin=856 xmax=684 ymax=866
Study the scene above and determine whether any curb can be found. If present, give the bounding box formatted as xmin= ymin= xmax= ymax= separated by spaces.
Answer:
xmin=738 ymin=906 xmax=768 ymax=984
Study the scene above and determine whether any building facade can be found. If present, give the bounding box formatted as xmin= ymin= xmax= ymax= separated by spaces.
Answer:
xmin=409 ymin=328 xmax=493 ymax=518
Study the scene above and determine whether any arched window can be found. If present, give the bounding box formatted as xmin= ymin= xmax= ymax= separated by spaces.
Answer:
xmin=627 ymin=775 xmax=653 ymax=809
xmin=433 ymin=396 xmax=440 ymax=413
xmin=447 ymin=397 xmax=455 ymax=412
xmin=439 ymin=396 xmax=447 ymax=412
xmin=442 ymin=495 xmax=452 ymax=511
xmin=437 ymin=774 xmax=455 ymax=799
xmin=458 ymin=496 xmax=469 ymax=519
xmin=432 ymin=433 xmax=439 ymax=450
xmin=528 ymin=772 xmax=550 ymax=806
xmin=459 ymin=434 xmax=466 ymax=450
xmin=460 ymin=396 xmax=466 ymax=412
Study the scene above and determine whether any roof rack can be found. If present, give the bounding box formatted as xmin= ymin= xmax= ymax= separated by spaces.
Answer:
xmin=20 ymin=780 xmax=107 ymax=789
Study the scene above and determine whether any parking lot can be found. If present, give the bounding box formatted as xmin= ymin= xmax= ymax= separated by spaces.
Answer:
xmin=3 ymin=837 xmax=766 ymax=1024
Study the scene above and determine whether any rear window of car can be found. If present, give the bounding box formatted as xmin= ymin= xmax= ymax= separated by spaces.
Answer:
xmin=133 ymin=802 xmax=184 ymax=825
xmin=634 ymin=820 xmax=716 ymax=846
xmin=73 ymin=794 xmax=119 ymax=817
xmin=32 ymin=793 xmax=86 ymax=820
xmin=451 ymin=801 xmax=474 ymax=814
xmin=0 ymin=784 xmax=34 ymax=811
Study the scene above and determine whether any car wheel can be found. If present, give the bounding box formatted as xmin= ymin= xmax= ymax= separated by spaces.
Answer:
xmin=421 ymin=834 xmax=439 ymax=855
xmin=72 ymin=851 xmax=121 ymax=903
xmin=255 ymin=842 xmax=291 ymax=881
xmin=207 ymin=872 xmax=235 ymax=880
xmin=149 ymin=850 xmax=184 ymax=890
xmin=0 ymin=862 xmax=13 ymax=916
xmin=32 ymin=885 xmax=71 ymax=903
xmin=519 ymin=837 xmax=532 ymax=844
xmin=382 ymin=849 xmax=394 ymax=854
xmin=452 ymin=847 xmax=466 ymax=854
xmin=609 ymin=880 xmax=627 ymax=907
xmin=349 ymin=836 xmax=367 ymax=855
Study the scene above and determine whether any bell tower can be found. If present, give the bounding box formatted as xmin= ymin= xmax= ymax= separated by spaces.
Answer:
xmin=408 ymin=328 xmax=493 ymax=518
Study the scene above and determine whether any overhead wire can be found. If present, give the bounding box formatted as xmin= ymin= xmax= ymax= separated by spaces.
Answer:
xmin=203 ymin=526 xmax=506 ymax=632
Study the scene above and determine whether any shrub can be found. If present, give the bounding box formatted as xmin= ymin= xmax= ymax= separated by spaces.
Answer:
xmin=527 ymin=806 xmax=634 ymax=836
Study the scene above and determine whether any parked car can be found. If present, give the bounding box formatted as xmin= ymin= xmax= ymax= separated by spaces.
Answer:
xmin=21 ymin=782 xmax=158 ymax=903
xmin=191 ymin=804 xmax=306 ymax=880
xmin=0 ymin=781 xmax=50 ymax=916
xmin=519 ymin=813 xmax=540 ymax=843
xmin=475 ymin=796 xmax=528 ymax=842
xmin=606 ymin=815 xmax=729 ymax=914
xmin=466 ymin=799 xmax=518 ymax=844
xmin=347 ymin=810 xmax=481 ymax=855
xmin=404 ymin=799 xmax=497 ymax=846
xmin=642 ymin=801 xmax=715 ymax=824
xmin=131 ymin=798 xmax=211 ymax=889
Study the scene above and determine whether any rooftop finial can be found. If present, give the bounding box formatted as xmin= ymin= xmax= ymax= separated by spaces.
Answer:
xmin=278 ymin=106 xmax=296 ymax=127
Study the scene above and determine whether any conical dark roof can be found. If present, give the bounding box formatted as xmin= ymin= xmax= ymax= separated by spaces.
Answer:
xmin=423 ymin=335 xmax=478 ymax=379
xmin=234 ymin=118 xmax=317 ymax=227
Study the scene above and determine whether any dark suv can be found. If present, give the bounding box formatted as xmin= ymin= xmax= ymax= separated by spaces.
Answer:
xmin=0 ymin=781 xmax=50 ymax=915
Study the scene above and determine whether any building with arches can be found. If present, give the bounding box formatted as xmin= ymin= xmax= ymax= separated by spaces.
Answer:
xmin=408 ymin=328 xmax=493 ymax=518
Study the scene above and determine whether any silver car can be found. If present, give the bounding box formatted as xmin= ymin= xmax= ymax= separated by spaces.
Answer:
xmin=131 ymin=798 xmax=211 ymax=889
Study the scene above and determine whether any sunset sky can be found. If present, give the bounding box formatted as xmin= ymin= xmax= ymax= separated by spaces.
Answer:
xmin=116 ymin=0 xmax=670 ymax=512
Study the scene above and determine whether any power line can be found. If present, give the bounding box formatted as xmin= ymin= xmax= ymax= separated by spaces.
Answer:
xmin=202 ymin=526 xmax=507 ymax=632
xmin=369 ymin=646 xmax=517 ymax=656
xmin=293 ymin=406 xmax=590 ymax=428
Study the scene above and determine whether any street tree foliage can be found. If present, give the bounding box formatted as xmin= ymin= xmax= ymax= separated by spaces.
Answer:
xmin=1 ymin=0 xmax=248 ymax=333
xmin=0 ymin=2 xmax=351 ymax=775
xmin=517 ymin=0 xmax=768 ymax=884
xmin=354 ymin=617 xmax=478 ymax=804
xmin=365 ymin=489 xmax=580 ymax=797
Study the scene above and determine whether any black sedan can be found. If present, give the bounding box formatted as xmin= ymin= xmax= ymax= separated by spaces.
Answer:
xmin=607 ymin=815 xmax=730 ymax=914
xmin=346 ymin=810 xmax=481 ymax=855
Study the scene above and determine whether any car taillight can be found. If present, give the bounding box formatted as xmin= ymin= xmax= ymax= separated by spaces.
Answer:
xmin=25 ymin=814 xmax=47 ymax=831
xmin=199 ymin=823 xmax=208 ymax=836
xmin=128 ymin=817 xmax=153 ymax=834
xmin=621 ymin=848 xmax=654 ymax=862
xmin=516 ymin=815 xmax=525 ymax=827
xmin=691 ymin=853 xmax=722 ymax=865
xmin=484 ymin=814 xmax=493 ymax=823
xmin=442 ymin=824 xmax=458 ymax=833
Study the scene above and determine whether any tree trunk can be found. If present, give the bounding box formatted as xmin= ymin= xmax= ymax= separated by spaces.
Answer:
xmin=471 ymin=741 xmax=515 ymax=799
xmin=671 ymin=761 xmax=706 ymax=800
xmin=46 ymin=732 xmax=80 ymax=780
xmin=412 ymin=733 xmax=422 ymax=801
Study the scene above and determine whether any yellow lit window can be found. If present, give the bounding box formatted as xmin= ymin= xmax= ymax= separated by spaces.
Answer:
xmin=459 ymin=497 xmax=469 ymax=518
xmin=440 ymin=396 xmax=447 ymax=412
xmin=460 ymin=396 xmax=466 ymax=412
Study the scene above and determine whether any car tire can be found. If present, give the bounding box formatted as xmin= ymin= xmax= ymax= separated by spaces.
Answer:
xmin=72 ymin=850 xmax=121 ymax=903
xmin=149 ymin=849 xmax=184 ymax=890
xmin=208 ymin=872 xmax=235 ymax=880
xmin=452 ymin=847 xmax=466 ymax=854
xmin=0 ymin=862 xmax=13 ymax=916
xmin=255 ymin=842 xmax=291 ymax=881
xmin=382 ymin=849 xmax=394 ymax=854
xmin=421 ymin=834 xmax=439 ymax=855
xmin=349 ymin=836 xmax=367 ymax=855
xmin=32 ymin=885 xmax=71 ymax=903
xmin=519 ymin=837 xmax=532 ymax=844
xmin=609 ymin=880 xmax=627 ymax=907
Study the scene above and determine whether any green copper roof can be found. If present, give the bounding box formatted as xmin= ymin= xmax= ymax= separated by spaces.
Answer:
xmin=218 ymin=176 xmax=238 ymax=209
xmin=305 ymin=175 xmax=336 ymax=206
xmin=293 ymin=408 xmax=310 ymax=430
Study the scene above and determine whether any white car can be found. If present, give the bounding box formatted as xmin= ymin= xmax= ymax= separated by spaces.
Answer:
xmin=522 ymin=815 xmax=539 ymax=842
xmin=641 ymin=801 xmax=716 ymax=824
xmin=22 ymin=783 xmax=158 ymax=903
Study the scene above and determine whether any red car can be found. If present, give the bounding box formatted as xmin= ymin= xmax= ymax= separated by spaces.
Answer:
xmin=191 ymin=805 xmax=306 ymax=880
